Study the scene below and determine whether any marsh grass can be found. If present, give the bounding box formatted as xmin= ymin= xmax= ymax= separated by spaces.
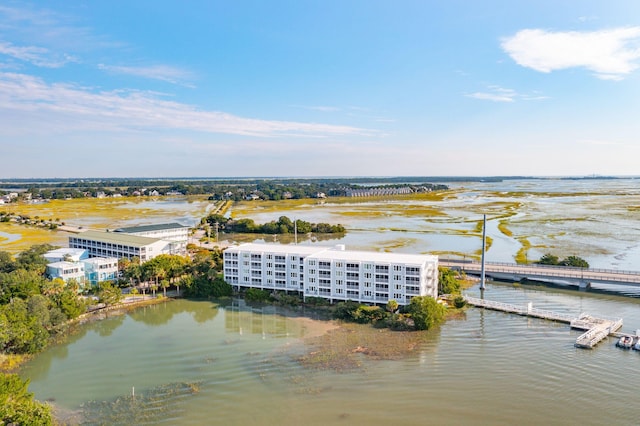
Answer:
xmin=3 ymin=196 xmax=210 ymax=229
xmin=0 ymin=222 xmax=69 ymax=253
xmin=0 ymin=196 xmax=212 ymax=251
xmin=79 ymin=381 xmax=202 ymax=425
xmin=514 ymin=237 xmax=532 ymax=264
xmin=498 ymin=220 xmax=513 ymax=237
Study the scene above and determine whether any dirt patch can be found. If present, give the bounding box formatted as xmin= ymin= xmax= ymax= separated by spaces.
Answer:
xmin=295 ymin=322 xmax=433 ymax=372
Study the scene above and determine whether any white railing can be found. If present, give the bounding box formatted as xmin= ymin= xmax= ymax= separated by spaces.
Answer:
xmin=441 ymin=259 xmax=640 ymax=284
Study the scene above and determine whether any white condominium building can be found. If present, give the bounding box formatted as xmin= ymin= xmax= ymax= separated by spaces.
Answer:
xmin=224 ymin=243 xmax=438 ymax=306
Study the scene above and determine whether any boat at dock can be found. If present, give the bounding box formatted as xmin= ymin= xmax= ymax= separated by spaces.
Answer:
xmin=616 ymin=335 xmax=634 ymax=349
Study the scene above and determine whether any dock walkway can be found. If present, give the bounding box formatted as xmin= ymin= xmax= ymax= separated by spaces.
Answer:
xmin=462 ymin=296 xmax=623 ymax=349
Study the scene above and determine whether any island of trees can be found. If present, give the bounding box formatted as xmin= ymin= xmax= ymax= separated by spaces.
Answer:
xmin=202 ymin=214 xmax=345 ymax=235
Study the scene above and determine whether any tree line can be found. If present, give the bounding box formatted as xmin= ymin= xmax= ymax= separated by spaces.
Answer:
xmin=1 ymin=178 xmax=448 ymax=202
xmin=202 ymin=214 xmax=346 ymax=235
xmin=537 ymin=253 xmax=590 ymax=268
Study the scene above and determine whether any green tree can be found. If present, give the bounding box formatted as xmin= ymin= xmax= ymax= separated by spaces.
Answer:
xmin=538 ymin=253 xmax=559 ymax=265
xmin=244 ymin=288 xmax=271 ymax=302
xmin=386 ymin=299 xmax=399 ymax=314
xmin=0 ymin=298 xmax=48 ymax=354
xmin=0 ymin=251 xmax=15 ymax=273
xmin=15 ymin=244 xmax=56 ymax=273
xmin=295 ymin=219 xmax=312 ymax=234
xmin=438 ymin=267 xmax=461 ymax=295
xmin=559 ymin=256 xmax=589 ymax=268
xmin=161 ymin=279 xmax=170 ymax=297
xmin=407 ymin=296 xmax=446 ymax=331
xmin=0 ymin=269 xmax=47 ymax=303
xmin=97 ymin=282 xmax=122 ymax=306
xmin=0 ymin=374 xmax=53 ymax=425
xmin=53 ymin=289 xmax=86 ymax=319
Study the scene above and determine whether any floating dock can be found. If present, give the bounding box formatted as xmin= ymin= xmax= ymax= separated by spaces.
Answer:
xmin=462 ymin=295 xmax=623 ymax=349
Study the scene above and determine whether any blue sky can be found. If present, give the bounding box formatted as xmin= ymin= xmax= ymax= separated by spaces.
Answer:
xmin=1 ymin=1 xmax=639 ymax=178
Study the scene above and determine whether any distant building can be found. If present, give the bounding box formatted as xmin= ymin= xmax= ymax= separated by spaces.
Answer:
xmin=69 ymin=230 xmax=172 ymax=262
xmin=44 ymin=248 xmax=89 ymax=263
xmin=114 ymin=222 xmax=189 ymax=255
xmin=46 ymin=261 xmax=86 ymax=284
xmin=224 ymin=243 xmax=438 ymax=306
xmin=83 ymin=257 xmax=119 ymax=285
xmin=345 ymin=187 xmax=413 ymax=197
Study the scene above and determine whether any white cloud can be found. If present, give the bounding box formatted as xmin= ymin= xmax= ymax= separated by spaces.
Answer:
xmin=0 ymin=41 xmax=75 ymax=68
xmin=501 ymin=27 xmax=640 ymax=80
xmin=97 ymin=64 xmax=195 ymax=86
xmin=0 ymin=72 xmax=371 ymax=138
xmin=465 ymin=85 xmax=547 ymax=103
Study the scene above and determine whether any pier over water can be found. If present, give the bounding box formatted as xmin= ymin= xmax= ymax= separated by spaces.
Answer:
xmin=462 ymin=295 xmax=624 ymax=349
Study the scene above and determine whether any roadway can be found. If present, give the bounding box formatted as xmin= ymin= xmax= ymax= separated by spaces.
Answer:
xmin=440 ymin=259 xmax=640 ymax=286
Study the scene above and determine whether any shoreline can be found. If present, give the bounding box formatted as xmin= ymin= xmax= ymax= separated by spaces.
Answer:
xmin=0 ymin=296 xmax=169 ymax=373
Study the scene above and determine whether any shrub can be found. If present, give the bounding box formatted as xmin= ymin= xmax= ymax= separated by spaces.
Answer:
xmin=244 ymin=288 xmax=271 ymax=302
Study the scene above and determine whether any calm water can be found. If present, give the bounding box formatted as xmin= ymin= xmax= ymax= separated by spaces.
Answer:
xmin=21 ymin=286 xmax=640 ymax=425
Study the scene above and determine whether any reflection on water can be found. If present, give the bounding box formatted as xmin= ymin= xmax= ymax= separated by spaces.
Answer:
xmin=20 ymin=290 xmax=640 ymax=425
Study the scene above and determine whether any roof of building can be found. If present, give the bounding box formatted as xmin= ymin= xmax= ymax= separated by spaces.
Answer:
xmin=226 ymin=243 xmax=437 ymax=264
xmin=307 ymin=247 xmax=437 ymax=265
xmin=47 ymin=261 xmax=83 ymax=269
xmin=83 ymin=257 xmax=118 ymax=265
xmin=225 ymin=243 xmax=328 ymax=256
xmin=114 ymin=222 xmax=189 ymax=234
xmin=73 ymin=230 xmax=162 ymax=247
xmin=44 ymin=248 xmax=87 ymax=258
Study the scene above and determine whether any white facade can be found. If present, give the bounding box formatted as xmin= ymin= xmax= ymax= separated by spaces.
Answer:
xmin=69 ymin=230 xmax=170 ymax=262
xmin=83 ymin=257 xmax=119 ymax=285
xmin=114 ymin=223 xmax=189 ymax=255
xmin=223 ymin=243 xmax=438 ymax=306
xmin=46 ymin=261 xmax=85 ymax=284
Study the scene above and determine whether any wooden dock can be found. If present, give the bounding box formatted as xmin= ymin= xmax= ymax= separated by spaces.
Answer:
xmin=462 ymin=296 xmax=623 ymax=349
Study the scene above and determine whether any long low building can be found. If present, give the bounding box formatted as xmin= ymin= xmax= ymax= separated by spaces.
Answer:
xmin=114 ymin=222 xmax=189 ymax=254
xmin=223 ymin=243 xmax=438 ymax=306
xmin=69 ymin=230 xmax=173 ymax=262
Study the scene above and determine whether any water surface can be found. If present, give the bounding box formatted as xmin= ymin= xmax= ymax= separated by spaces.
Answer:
xmin=21 ymin=290 xmax=640 ymax=425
